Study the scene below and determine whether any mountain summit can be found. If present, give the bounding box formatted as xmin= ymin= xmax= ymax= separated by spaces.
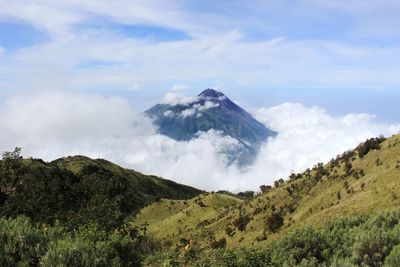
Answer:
xmin=145 ymin=89 xmax=277 ymax=165
xmin=198 ymin=88 xmax=226 ymax=98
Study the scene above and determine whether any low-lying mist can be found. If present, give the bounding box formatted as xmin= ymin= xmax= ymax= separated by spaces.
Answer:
xmin=1 ymin=90 xmax=399 ymax=192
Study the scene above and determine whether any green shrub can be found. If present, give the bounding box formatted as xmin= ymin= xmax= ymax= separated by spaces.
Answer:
xmin=352 ymin=227 xmax=394 ymax=267
xmin=266 ymin=212 xmax=284 ymax=233
xmin=385 ymin=245 xmax=400 ymax=267
xmin=233 ymin=214 xmax=251 ymax=231
xmin=0 ymin=216 xmax=50 ymax=266
xmin=0 ymin=216 xmax=142 ymax=266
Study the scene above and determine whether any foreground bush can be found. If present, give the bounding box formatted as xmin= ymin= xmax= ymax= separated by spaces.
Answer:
xmin=0 ymin=216 xmax=142 ymax=266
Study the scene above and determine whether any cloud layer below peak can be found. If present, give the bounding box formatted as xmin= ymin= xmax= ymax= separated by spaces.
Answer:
xmin=0 ymin=91 xmax=398 ymax=192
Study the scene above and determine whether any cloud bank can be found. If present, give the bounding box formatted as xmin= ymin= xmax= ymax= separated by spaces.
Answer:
xmin=0 ymin=91 xmax=399 ymax=192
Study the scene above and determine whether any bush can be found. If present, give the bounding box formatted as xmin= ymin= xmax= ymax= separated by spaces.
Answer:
xmin=225 ymin=226 xmax=235 ymax=237
xmin=210 ymin=237 xmax=227 ymax=249
xmin=0 ymin=216 xmax=142 ymax=267
xmin=0 ymin=216 xmax=51 ymax=266
xmin=270 ymin=227 xmax=330 ymax=265
xmin=352 ymin=227 xmax=393 ymax=267
xmin=357 ymin=136 xmax=385 ymax=158
xmin=266 ymin=212 xmax=284 ymax=233
xmin=233 ymin=214 xmax=251 ymax=231
xmin=385 ymin=245 xmax=400 ymax=267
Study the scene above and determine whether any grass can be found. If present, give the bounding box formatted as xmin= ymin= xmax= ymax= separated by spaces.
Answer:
xmin=131 ymin=134 xmax=400 ymax=249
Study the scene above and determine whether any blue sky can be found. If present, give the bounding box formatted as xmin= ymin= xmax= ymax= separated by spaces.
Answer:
xmin=1 ymin=0 xmax=400 ymax=122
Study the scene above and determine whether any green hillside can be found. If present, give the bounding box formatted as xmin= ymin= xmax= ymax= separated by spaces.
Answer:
xmin=133 ymin=134 xmax=400 ymax=265
xmin=0 ymin=152 xmax=202 ymax=230
xmin=2 ymin=133 xmax=400 ymax=266
xmin=133 ymin=192 xmax=243 ymax=244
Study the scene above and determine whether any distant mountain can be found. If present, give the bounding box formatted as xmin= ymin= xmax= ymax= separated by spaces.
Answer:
xmin=145 ymin=89 xmax=277 ymax=165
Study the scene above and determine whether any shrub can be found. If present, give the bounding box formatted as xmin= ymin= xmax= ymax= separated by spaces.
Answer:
xmin=266 ymin=212 xmax=284 ymax=233
xmin=233 ymin=214 xmax=251 ymax=231
xmin=0 ymin=216 xmax=50 ymax=266
xmin=0 ymin=216 xmax=142 ymax=267
xmin=352 ymin=227 xmax=393 ymax=267
xmin=210 ymin=237 xmax=227 ymax=249
xmin=357 ymin=136 xmax=385 ymax=158
xmin=385 ymin=245 xmax=400 ymax=267
xmin=225 ymin=226 xmax=235 ymax=237
xmin=259 ymin=185 xmax=272 ymax=193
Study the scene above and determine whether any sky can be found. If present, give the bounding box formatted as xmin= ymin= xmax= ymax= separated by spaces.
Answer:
xmin=0 ymin=1 xmax=400 ymax=191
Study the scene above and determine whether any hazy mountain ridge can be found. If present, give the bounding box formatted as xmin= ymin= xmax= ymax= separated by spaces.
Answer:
xmin=145 ymin=89 xmax=277 ymax=165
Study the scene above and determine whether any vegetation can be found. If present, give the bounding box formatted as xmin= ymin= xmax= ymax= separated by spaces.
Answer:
xmin=1 ymin=133 xmax=400 ymax=266
xmin=147 ymin=209 xmax=400 ymax=266
xmin=0 ymin=149 xmax=202 ymax=265
xmin=0 ymin=150 xmax=201 ymax=230
xmin=134 ymin=133 xmax=400 ymax=265
xmin=0 ymin=216 xmax=142 ymax=266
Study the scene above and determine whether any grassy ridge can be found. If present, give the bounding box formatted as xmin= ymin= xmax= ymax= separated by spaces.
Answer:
xmin=133 ymin=134 xmax=400 ymax=250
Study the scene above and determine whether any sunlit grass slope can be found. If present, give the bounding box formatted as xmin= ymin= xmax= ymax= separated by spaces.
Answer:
xmin=133 ymin=134 xmax=400 ymax=249
xmin=133 ymin=192 xmax=242 ymax=244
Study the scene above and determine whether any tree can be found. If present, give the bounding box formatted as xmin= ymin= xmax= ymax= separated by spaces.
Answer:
xmin=344 ymin=162 xmax=353 ymax=176
xmin=0 ymin=147 xmax=25 ymax=201
xmin=259 ymin=185 xmax=271 ymax=193
xmin=237 ymin=191 xmax=255 ymax=199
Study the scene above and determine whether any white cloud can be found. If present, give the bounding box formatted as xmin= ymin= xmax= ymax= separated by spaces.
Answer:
xmin=0 ymin=91 xmax=399 ymax=192
xmin=178 ymin=101 xmax=220 ymax=117
xmin=196 ymin=101 xmax=219 ymax=111
xmin=163 ymin=110 xmax=174 ymax=117
xmin=1 ymin=1 xmax=400 ymax=92
xmin=171 ymin=84 xmax=189 ymax=91
xmin=163 ymin=98 xmax=220 ymax=118
xmin=180 ymin=108 xmax=196 ymax=118
xmin=162 ymin=92 xmax=198 ymax=106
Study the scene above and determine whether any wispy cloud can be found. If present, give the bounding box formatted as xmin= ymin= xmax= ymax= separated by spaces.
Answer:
xmin=0 ymin=1 xmax=400 ymax=94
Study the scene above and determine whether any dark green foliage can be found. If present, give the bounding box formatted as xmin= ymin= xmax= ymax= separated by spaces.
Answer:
xmin=385 ymin=245 xmax=400 ymax=267
xmin=344 ymin=161 xmax=353 ymax=176
xmin=313 ymin=162 xmax=327 ymax=182
xmin=233 ymin=213 xmax=251 ymax=231
xmin=237 ymin=191 xmax=255 ymax=199
xmin=274 ymin=178 xmax=284 ymax=188
xmin=225 ymin=226 xmax=235 ymax=237
xmin=0 ymin=216 xmax=142 ymax=267
xmin=266 ymin=212 xmax=284 ymax=233
xmin=211 ymin=237 xmax=227 ymax=249
xmin=0 ymin=152 xmax=201 ymax=230
xmin=259 ymin=184 xmax=272 ymax=193
xmin=357 ymin=136 xmax=386 ymax=158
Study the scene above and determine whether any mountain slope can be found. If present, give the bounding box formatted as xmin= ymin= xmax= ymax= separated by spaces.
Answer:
xmin=132 ymin=133 xmax=400 ymax=251
xmin=0 ymin=154 xmax=202 ymax=230
xmin=145 ymin=89 xmax=277 ymax=165
xmin=133 ymin=192 xmax=242 ymax=244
